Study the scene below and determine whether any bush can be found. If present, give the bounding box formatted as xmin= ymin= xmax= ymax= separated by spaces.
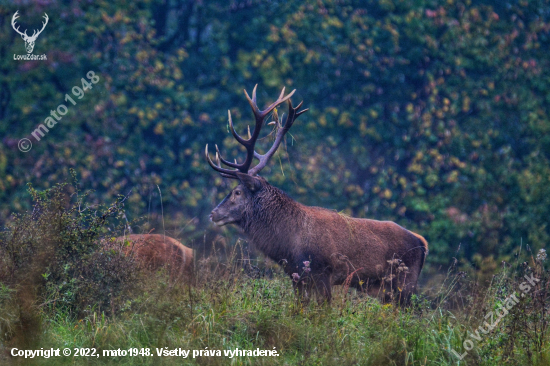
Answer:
xmin=0 ymin=173 xmax=139 ymax=348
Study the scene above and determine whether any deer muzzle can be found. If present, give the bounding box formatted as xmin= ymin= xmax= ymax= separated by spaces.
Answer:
xmin=210 ymin=209 xmax=227 ymax=226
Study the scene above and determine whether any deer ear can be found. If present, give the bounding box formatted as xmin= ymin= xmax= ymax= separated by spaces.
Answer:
xmin=236 ymin=172 xmax=262 ymax=192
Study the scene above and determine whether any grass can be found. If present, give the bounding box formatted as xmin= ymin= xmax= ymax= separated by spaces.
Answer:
xmin=2 ymin=248 xmax=550 ymax=366
xmin=1 ymin=181 xmax=549 ymax=365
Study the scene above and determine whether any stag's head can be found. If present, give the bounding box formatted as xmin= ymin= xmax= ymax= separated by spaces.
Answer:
xmin=206 ymin=85 xmax=308 ymax=227
xmin=12 ymin=11 xmax=49 ymax=54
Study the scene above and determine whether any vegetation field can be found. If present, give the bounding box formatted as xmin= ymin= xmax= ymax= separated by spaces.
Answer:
xmin=1 ymin=182 xmax=549 ymax=366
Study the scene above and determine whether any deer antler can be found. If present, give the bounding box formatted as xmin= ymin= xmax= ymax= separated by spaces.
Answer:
xmin=205 ymin=85 xmax=308 ymax=179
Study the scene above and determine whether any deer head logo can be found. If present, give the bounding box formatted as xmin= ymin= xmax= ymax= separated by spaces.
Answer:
xmin=11 ymin=11 xmax=49 ymax=54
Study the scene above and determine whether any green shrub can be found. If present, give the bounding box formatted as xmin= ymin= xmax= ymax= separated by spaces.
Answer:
xmin=0 ymin=173 xmax=139 ymax=349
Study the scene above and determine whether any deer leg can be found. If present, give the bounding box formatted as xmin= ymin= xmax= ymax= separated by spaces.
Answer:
xmin=397 ymin=271 xmax=418 ymax=306
xmin=292 ymin=278 xmax=311 ymax=304
xmin=366 ymin=284 xmax=382 ymax=298
xmin=314 ymin=273 xmax=332 ymax=304
xmin=355 ymin=278 xmax=382 ymax=299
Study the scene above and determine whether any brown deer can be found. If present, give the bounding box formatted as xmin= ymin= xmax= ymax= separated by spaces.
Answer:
xmin=110 ymin=234 xmax=193 ymax=281
xmin=205 ymin=86 xmax=428 ymax=304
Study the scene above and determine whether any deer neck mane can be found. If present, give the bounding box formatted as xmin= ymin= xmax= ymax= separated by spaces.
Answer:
xmin=240 ymin=184 xmax=302 ymax=262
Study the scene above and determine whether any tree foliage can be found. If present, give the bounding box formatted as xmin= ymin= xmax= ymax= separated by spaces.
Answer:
xmin=1 ymin=0 xmax=549 ymax=272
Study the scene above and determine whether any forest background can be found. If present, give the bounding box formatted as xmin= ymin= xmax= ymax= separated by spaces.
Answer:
xmin=1 ymin=0 xmax=549 ymax=278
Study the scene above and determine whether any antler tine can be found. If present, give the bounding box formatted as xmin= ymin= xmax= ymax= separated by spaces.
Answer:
xmin=215 ymin=144 xmax=241 ymax=169
xmin=220 ymin=173 xmax=238 ymax=179
xmin=248 ymin=98 xmax=308 ymax=176
xmin=225 ymin=110 xmax=257 ymax=172
xmin=204 ymin=144 xmax=239 ymax=179
xmin=278 ymin=87 xmax=286 ymax=102
xmin=236 ymin=86 xmax=295 ymax=172
xmin=240 ymin=86 xmax=295 ymax=149
xmin=251 ymin=84 xmax=257 ymax=103
xmin=206 ymin=85 xmax=302 ymax=178
xmin=244 ymin=86 xmax=295 ymax=119
xmin=243 ymin=88 xmax=257 ymax=112
xmin=283 ymin=100 xmax=308 ymax=131
xmin=227 ymin=110 xmax=247 ymax=145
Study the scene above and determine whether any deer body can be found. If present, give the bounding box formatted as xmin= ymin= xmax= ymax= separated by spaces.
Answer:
xmin=113 ymin=234 xmax=193 ymax=281
xmin=206 ymin=86 xmax=427 ymax=304
xmin=211 ymin=175 xmax=427 ymax=303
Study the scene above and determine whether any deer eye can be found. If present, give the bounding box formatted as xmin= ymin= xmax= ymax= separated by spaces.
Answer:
xmin=235 ymin=190 xmax=241 ymax=196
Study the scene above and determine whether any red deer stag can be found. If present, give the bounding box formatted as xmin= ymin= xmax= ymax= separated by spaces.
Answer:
xmin=110 ymin=234 xmax=193 ymax=281
xmin=205 ymin=86 xmax=428 ymax=304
